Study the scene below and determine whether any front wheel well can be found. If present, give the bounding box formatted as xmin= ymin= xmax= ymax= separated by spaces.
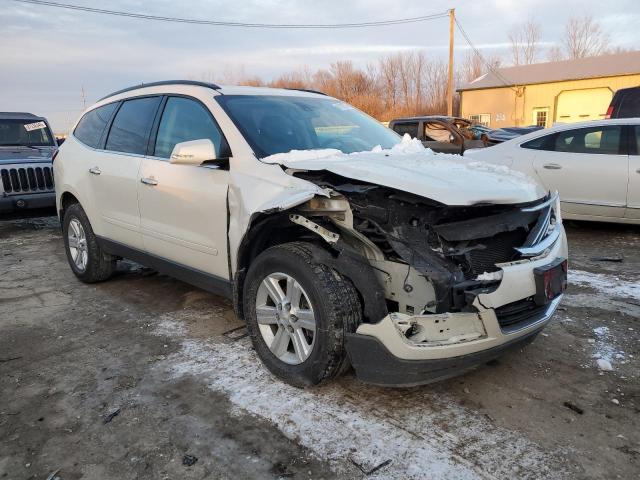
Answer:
xmin=59 ymin=191 xmax=79 ymax=219
xmin=233 ymin=212 xmax=386 ymax=324
xmin=233 ymin=213 xmax=325 ymax=320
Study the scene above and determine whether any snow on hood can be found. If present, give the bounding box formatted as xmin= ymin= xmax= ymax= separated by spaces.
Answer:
xmin=261 ymin=135 xmax=545 ymax=206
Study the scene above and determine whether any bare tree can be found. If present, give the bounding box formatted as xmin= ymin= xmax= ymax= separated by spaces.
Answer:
xmin=508 ymin=19 xmax=541 ymax=65
xmin=459 ymin=51 xmax=484 ymax=84
xmin=546 ymin=45 xmax=564 ymax=62
xmin=562 ymin=15 xmax=610 ymax=59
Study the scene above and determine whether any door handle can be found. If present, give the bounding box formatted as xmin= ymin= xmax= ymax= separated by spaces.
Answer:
xmin=636 ymin=168 xmax=640 ymax=174
xmin=543 ymin=163 xmax=562 ymax=170
xmin=140 ymin=177 xmax=158 ymax=186
xmin=88 ymin=167 xmax=101 ymax=175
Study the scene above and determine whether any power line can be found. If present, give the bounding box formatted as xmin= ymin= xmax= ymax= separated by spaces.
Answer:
xmin=10 ymin=0 xmax=449 ymax=29
xmin=454 ymin=17 xmax=517 ymax=91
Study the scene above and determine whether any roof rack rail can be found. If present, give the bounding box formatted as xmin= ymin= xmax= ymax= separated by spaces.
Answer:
xmin=98 ymin=80 xmax=221 ymax=102
xmin=285 ymin=88 xmax=327 ymax=96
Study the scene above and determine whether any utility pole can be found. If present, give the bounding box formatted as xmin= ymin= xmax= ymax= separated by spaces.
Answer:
xmin=447 ymin=8 xmax=455 ymax=116
xmin=81 ymin=86 xmax=86 ymax=110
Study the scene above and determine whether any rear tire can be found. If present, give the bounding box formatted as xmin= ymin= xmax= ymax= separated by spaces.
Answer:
xmin=63 ymin=203 xmax=116 ymax=283
xmin=244 ymin=242 xmax=362 ymax=387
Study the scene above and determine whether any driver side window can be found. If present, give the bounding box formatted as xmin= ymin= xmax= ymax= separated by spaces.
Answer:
xmin=154 ymin=97 xmax=229 ymax=159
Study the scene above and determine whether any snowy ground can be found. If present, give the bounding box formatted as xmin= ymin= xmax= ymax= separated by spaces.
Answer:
xmin=1 ymin=217 xmax=638 ymax=479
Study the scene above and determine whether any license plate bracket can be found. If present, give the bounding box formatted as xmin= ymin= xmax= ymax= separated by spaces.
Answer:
xmin=533 ymin=257 xmax=568 ymax=305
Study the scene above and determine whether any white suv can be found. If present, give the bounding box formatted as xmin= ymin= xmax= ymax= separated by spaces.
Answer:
xmin=54 ymin=81 xmax=568 ymax=387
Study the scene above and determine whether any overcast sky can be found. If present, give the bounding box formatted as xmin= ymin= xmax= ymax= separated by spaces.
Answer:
xmin=1 ymin=0 xmax=638 ymax=132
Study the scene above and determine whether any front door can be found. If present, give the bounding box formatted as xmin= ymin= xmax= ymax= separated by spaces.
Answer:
xmin=626 ymin=125 xmax=640 ymax=220
xmin=91 ymin=96 xmax=162 ymax=249
xmin=532 ymin=124 xmax=628 ymax=218
xmin=422 ymin=121 xmax=462 ymax=154
xmin=138 ymin=96 xmax=230 ymax=279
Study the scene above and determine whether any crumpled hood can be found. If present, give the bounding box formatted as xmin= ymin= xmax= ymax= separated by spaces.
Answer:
xmin=261 ymin=135 xmax=545 ymax=206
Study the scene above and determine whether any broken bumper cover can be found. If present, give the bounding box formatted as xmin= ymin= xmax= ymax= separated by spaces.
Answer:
xmin=346 ymin=225 xmax=567 ymax=387
xmin=346 ymin=298 xmax=559 ymax=387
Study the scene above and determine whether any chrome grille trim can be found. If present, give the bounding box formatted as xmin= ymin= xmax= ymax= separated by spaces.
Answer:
xmin=1 ymin=165 xmax=54 ymax=194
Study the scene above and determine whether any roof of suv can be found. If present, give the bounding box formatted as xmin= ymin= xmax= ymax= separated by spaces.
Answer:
xmin=391 ymin=116 xmax=470 ymax=124
xmin=0 ymin=112 xmax=46 ymax=121
xmin=99 ymin=80 xmax=328 ymax=102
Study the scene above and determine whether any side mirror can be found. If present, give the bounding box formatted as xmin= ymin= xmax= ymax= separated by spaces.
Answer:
xmin=56 ymin=137 xmax=65 ymax=146
xmin=449 ymin=134 xmax=456 ymax=143
xmin=170 ymin=139 xmax=217 ymax=165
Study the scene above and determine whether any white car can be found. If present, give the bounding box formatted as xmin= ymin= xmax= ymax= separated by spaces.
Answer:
xmin=54 ymin=81 xmax=568 ymax=387
xmin=466 ymin=118 xmax=640 ymax=224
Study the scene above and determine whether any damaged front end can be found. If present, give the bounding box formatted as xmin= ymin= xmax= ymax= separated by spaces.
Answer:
xmin=288 ymin=170 xmax=567 ymax=386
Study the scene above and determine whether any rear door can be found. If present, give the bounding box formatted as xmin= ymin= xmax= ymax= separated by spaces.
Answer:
xmin=531 ymin=124 xmax=628 ymax=218
xmin=138 ymin=95 xmax=230 ymax=279
xmin=94 ymin=96 xmax=162 ymax=249
xmin=625 ymin=125 xmax=640 ymax=219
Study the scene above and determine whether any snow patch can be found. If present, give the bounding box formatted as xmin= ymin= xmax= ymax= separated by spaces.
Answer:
xmin=591 ymin=325 xmax=627 ymax=371
xmin=150 ymin=312 xmax=568 ymax=480
xmin=569 ymin=270 xmax=640 ymax=301
xmin=476 ymin=271 xmax=504 ymax=281
xmin=261 ymin=134 xmax=543 ymax=206
xmin=596 ymin=359 xmax=613 ymax=371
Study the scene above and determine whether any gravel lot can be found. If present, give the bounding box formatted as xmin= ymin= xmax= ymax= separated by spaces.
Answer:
xmin=1 ymin=215 xmax=638 ymax=479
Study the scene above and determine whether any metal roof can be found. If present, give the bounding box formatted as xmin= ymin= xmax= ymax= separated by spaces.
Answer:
xmin=459 ymin=50 xmax=640 ymax=91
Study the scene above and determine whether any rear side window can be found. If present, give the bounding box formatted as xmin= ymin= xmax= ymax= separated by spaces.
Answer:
xmin=154 ymin=97 xmax=227 ymax=159
xmin=74 ymin=103 xmax=118 ymax=148
xmin=521 ymin=134 xmax=552 ymax=150
xmin=105 ymin=96 xmax=161 ymax=155
xmin=553 ymin=126 xmax=622 ymax=155
xmin=392 ymin=122 xmax=419 ymax=138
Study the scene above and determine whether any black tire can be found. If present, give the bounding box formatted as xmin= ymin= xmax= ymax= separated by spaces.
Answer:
xmin=62 ymin=202 xmax=116 ymax=283
xmin=243 ymin=242 xmax=362 ymax=387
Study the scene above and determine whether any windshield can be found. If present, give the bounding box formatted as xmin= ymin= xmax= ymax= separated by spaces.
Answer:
xmin=0 ymin=119 xmax=54 ymax=147
xmin=216 ymin=95 xmax=400 ymax=158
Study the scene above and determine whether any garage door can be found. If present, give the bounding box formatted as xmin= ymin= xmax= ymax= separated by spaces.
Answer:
xmin=555 ymin=88 xmax=613 ymax=123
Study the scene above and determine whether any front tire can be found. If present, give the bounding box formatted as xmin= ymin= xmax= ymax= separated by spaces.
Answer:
xmin=63 ymin=203 xmax=116 ymax=283
xmin=244 ymin=242 xmax=362 ymax=387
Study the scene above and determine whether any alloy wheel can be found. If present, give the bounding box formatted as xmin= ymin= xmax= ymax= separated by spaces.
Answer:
xmin=68 ymin=218 xmax=88 ymax=272
xmin=255 ymin=272 xmax=316 ymax=365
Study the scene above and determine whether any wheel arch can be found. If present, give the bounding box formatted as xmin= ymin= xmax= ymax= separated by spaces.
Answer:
xmin=233 ymin=211 xmax=387 ymax=324
xmin=59 ymin=191 xmax=80 ymax=221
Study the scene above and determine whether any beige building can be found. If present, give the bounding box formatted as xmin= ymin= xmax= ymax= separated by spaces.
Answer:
xmin=458 ymin=51 xmax=640 ymax=129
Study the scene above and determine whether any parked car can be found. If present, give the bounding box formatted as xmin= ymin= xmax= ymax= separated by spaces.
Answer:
xmin=389 ymin=116 xmax=486 ymax=154
xmin=606 ymin=86 xmax=640 ymax=119
xmin=466 ymin=118 xmax=640 ymax=224
xmin=480 ymin=125 xmax=543 ymax=146
xmin=0 ymin=112 xmax=57 ymax=214
xmin=55 ymin=81 xmax=567 ymax=387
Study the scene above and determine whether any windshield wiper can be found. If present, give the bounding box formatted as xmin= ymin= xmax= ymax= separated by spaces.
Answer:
xmin=0 ymin=144 xmax=41 ymax=151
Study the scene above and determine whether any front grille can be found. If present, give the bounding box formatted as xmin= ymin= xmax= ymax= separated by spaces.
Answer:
xmin=495 ymin=298 xmax=547 ymax=331
xmin=466 ymin=228 xmax=529 ymax=276
xmin=1 ymin=166 xmax=54 ymax=194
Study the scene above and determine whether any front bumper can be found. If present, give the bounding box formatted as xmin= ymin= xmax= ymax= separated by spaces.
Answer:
xmin=346 ymin=225 xmax=568 ymax=387
xmin=0 ymin=192 xmax=56 ymax=213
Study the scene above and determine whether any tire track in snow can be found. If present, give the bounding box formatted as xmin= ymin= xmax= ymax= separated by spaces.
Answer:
xmin=568 ymin=270 xmax=640 ymax=301
xmin=153 ymin=315 xmax=569 ymax=480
